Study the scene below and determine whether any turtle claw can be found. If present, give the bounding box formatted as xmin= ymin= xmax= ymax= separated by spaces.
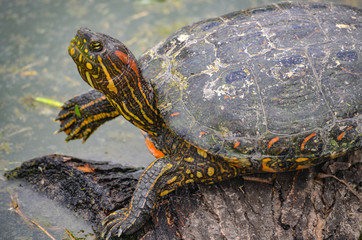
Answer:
xmin=56 ymin=96 xmax=88 ymax=141
xmin=102 ymin=208 xmax=129 ymax=239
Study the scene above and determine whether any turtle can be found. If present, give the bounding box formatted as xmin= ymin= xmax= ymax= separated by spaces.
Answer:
xmin=57 ymin=1 xmax=362 ymax=239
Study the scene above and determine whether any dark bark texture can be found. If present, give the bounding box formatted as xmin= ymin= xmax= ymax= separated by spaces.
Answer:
xmin=5 ymin=151 xmax=361 ymax=240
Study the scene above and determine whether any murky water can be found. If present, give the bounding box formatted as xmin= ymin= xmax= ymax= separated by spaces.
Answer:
xmin=0 ymin=0 xmax=360 ymax=239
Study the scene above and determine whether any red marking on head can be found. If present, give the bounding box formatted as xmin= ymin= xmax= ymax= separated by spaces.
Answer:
xmin=171 ymin=112 xmax=180 ymax=117
xmin=267 ymin=137 xmax=279 ymax=149
xmin=301 ymin=133 xmax=316 ymax=151
xmin=145 ymin=136 xmax=165 ymax=158
xmin=115 ymin=50 xmax=129 ymax=64
xmin=115 ymin=50 xmax=139 ymax=78
xmin=337 ymin=126 xmax=353 ymax=141
xmin=233 ymin=141 xmax=240 ymax=148
xmin=129 ymin=59 xmax=139 ymax=78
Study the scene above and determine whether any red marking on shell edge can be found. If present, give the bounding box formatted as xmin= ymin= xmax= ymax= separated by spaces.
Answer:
xmin=337 ymin=126 xmax=353 ymax=141
xmin=340 ymin=66 xmax=362 ymax=75
xmin=301 ymin=133 xmax=317 ymax=151
xmin=267 ymin=137 xmax=279 ymax=149
xmin=189 ymin=23 xmax=199 ymax=33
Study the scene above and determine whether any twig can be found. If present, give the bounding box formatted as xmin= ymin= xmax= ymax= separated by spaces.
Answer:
xmin=29 ymin=219 xmax=56 ymax=240
xmin=9 ymin=193 xmax=56 ymax=240
xmin=243 ymin=176 xmax=273 ymax=184
xmin=64 ymin=228 xmax=76 ymax=240
xmin=7 ymin=127 xmax=32 ymax=138
xmin=317 ymin=173 xmax=361 ymax=202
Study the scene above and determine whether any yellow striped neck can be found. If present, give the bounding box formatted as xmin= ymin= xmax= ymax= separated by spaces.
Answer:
xmin=97 ymin=50 xmax=163 ymax=135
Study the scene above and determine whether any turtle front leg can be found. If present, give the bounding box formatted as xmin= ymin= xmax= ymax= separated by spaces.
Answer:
xmin=56 ymin=90 xmax=120 ymax=142
xmin=102 ymin=152 xmax=244 ymax=239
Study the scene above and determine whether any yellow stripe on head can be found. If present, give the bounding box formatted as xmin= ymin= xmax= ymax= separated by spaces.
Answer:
xmin=85 ymin=71 xmax=95 ymax=88
xmin=97 ymin=55 xmax=118 ymax=94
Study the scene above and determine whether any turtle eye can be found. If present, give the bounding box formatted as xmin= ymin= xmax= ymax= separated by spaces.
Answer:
xmin=90 ymin=41 xmax=103 ymax=52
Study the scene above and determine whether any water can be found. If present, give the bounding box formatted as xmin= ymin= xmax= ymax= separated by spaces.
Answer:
xmin=0 ymin=0 xmax=360 ymax=239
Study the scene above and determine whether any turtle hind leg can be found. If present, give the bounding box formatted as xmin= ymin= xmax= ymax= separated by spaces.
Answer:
xmin=101 ymin=152 xmax=245 ymax=238
xmin=102 ymin=156 xmax=178 ymax=238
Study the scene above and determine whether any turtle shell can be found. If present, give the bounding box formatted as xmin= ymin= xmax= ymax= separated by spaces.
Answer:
xmin=140 ymin=2 xmax=362 ymax=161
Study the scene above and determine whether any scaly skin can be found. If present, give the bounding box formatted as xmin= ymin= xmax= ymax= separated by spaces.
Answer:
xmin=56 ymin=84 xmax=249 ymax=238
xmin=59 ymin=2 xmax=362 ymax=238
xmin=64 ymin=21 xmax=361 ymax=237
xmin=102 ymin=139 xmax=249 ymax=237
xmin=56 ymin=89 xmax=119 ymax=142
xmin=66 ymin=28 xmax=254 ymax=239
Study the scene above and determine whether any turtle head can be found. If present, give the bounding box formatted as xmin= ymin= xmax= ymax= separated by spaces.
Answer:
xmin=68 ymin=27 xmax=137 ymax=94
xmin=69 ymin=28 xmax=162 ymax=134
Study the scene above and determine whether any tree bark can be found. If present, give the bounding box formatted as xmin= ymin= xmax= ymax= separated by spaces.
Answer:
xmin=5 ymin=151 xmax=361 ymax=240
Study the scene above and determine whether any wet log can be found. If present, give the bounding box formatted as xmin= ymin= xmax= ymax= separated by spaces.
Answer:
xmin=5 ymin=151 xmax=361 ymax=240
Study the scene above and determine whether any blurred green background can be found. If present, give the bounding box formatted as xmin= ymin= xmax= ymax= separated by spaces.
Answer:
xmin=0 ymin=0 xmax=360 ymax=239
